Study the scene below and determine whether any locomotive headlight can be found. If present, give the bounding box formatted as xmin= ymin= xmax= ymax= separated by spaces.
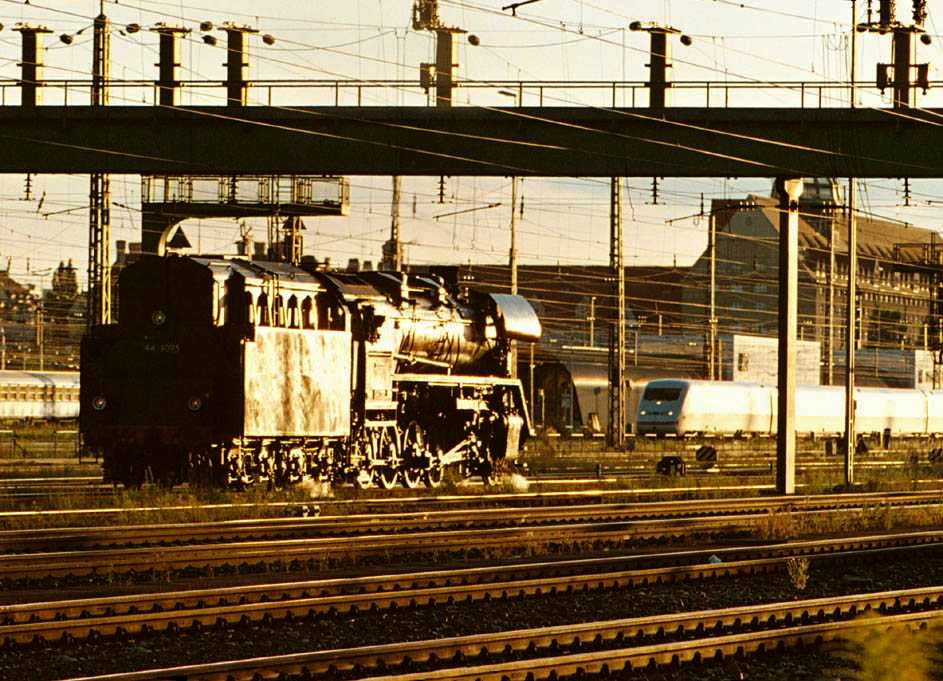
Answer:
xmin=92 ymin=395 xmax=107 ymax=411
xmin=151 ymin=310 xmax=167 ymax=326
xmin=187 ymin=396 xmax=203 ymax=412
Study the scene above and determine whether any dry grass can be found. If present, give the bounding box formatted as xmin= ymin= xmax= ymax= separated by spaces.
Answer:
xmin=785 ymin=556 xmax=810 ymax=591
xmin=827 ymin=618 xmax=941 ymax=681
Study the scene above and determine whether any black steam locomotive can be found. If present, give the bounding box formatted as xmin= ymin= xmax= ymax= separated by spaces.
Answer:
xmin=81 ymin=255 xmax=540 ymax=489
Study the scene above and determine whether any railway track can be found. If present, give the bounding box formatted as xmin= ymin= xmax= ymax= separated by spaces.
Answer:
xmin=4 ymin=489 xmax=942 ymax=553
xmin=1 ymin=537 xmax=938 ymax=647
xmin=4 ymin=498 xmax=943 ymax=583
xmin=54 ymin=588 xmax=943 ymax=681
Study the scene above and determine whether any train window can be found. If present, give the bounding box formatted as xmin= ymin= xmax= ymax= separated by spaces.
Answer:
xmin=245 ymin=292 xmax=255 ymax=325
xmin=329 ymin=304 xmax=346 ymax=330
xmin=316 ymin=292 xmax=329 ymax=329
xmin=318 ymin=294 xmax=346 ymax=331
xmin=217 ymin=292 xmax=228 ymax=326
xmin=213 ymin=283 xmax=225 ymax=325
xmin=301 ymin=297 xmax=315 ymax=329
xmin=257 ymin=293 xmax=270 ymax=326
xmin=273 ymin=295 xmax=284 ymax=327
xmin=287 ymin=296 xmax=300 ymax=328
xmin=642 ymin=386 xmax=682 ymax=402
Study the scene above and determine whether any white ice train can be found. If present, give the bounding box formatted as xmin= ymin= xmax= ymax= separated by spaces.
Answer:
xmin=636 ymin=378 xmax=943 ymax=439
xmin=0 ymin=370 xmax=80 ymax=421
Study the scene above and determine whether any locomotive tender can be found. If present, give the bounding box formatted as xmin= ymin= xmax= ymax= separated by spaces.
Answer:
xmin=81 ymin=254 xmax=540 ymax=488
xmin=637 ymin=378 xmax=943 ymax=439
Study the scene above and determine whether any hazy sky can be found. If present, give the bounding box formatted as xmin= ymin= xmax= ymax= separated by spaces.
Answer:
xmin=0 ymin=0 xmax=941 ymax=288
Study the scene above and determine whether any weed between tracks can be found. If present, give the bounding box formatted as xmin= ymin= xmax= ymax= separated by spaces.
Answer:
xmin=785 ymin=556 xmax=810 ymax=591
xmin=761 ymin=504 xmax=943 ymax=542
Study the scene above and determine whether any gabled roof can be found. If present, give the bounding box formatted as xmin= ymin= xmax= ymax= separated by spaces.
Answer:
xmin=714 ymin=196 xmax=941 ymax=265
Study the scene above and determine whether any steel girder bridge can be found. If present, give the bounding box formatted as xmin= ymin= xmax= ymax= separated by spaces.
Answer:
xmin=0 ymin=104 xmax=938 ymax=178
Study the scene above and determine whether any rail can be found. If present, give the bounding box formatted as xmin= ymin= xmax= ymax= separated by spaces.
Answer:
xmin=54 ymin=590 xmax=943 ymax=681
xmin=0 ymin=77 xmax=927 ymax=109
xmin=5 ymin=491 xmax=943 ymax=553
xmin=2 ymin=541 xmax=937 ymax=645
xmin=2 ymin=511 xmax=943 ymax=582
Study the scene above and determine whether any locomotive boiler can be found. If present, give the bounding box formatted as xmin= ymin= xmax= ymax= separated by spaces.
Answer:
xmin=80 ymin=254 xmax=540 ymax=489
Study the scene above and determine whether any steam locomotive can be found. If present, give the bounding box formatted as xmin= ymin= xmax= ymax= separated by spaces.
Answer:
xmin=80 ymin=255 xmax=540 ymax=489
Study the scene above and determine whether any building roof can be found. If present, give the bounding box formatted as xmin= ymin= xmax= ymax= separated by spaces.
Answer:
xmin=714 ymin=195 xmax=942 ymax=265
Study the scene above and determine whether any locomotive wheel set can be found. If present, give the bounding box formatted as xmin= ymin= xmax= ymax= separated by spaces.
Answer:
xmin=80 ymin=255 xmax=540 ymax=489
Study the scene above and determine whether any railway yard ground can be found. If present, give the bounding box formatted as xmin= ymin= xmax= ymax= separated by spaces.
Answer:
xmin=1 ymin=431 xmax=943 ymax=680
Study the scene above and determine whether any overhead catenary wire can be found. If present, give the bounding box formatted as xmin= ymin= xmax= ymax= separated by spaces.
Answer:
xmin=0 ymin=0 xmax=936 ymax=294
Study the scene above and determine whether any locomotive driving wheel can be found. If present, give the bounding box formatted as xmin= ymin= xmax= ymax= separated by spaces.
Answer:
xmin=400 ymin=421 xmax=427 ymax=489
xmin=401 ymin=467 xmax=423 ymax=488
xmin=369 ymin=425 xmax=400 ymax=490
xmin=423 ymin=460 xmax=444 ymax=488
xmin=373 ymin=466 xmax=398 ymax=489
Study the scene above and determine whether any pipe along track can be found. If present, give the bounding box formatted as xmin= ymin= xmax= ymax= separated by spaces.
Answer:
xmin=57 ymin=588 xmax=943 ymax=681
xmin=3 ymin=536 xmax=941 ymax=647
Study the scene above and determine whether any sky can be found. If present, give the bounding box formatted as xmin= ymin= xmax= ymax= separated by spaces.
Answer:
xmin=0 ymin=0 xmax=942 ymax=289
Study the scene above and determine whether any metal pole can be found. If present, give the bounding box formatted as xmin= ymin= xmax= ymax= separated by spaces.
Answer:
xmin=828 ymin=217 xmax=836 ymax=384
xmin=510 ymin=177 xmax=518 ymax=296
xmin=845 ymin=180 xmax=858 ymax=485
xmin=152 ymin=26 xmax=189 ymax=107
xmin=37 ymin=304 xmax=43 ymax=371
xmin=16 ymin=26 xmax=51 ymax=107
xmin=843 ymin=0 xmax=861 ymax=484
xmin=381 ymin=176 xmax=403 ymax=271
xmin=892 ymin=28 xmax=913 ymax=109
xmin=832 ymin=0 xmax=857 ymax=387
xmin=708 ymin=209 xmax=717 ymax=379
xmin=434 ymin=29 xmax=456 ymax=108
xmin=775 ymin=177 xmax=803 ymax=496
xmin=509 ymin=176 xmax=518 ymax=377
xmin=528 ymin=342 xmax=535 ymax=425
xmin=851 ymin=0 xmax=857 ymax=104
xmin=87 ymin=10 xmax=111 ymax=327
xmin=222 ymin=24 xmax=257 ymax=107
xmin=391 ymin=175 xmax=401 ymax=269
xmin=648 ymin=30 xmax=670 ymax=109
xmin=608 ymin=177 xmax=625 ymax=449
